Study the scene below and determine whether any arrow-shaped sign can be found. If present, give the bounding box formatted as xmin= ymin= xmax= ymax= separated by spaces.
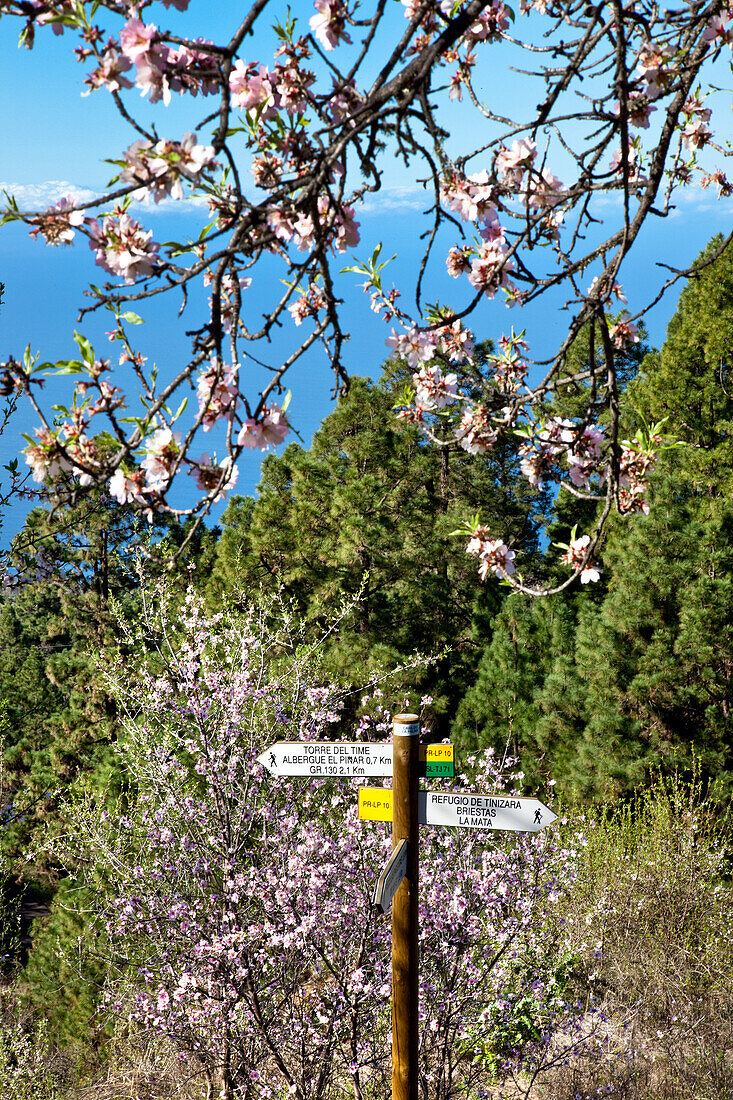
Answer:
xmin=258 ymin=742 xmax=453 ymax=778
xmin=358 ymin=789 xmax=557 ymax=832
xmin=373 ymin=839 xmax=408 ymax=914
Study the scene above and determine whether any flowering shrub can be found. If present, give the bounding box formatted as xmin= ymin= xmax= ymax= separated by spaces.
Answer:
xmin=55 ymin=586 xmax=584 ymax=1100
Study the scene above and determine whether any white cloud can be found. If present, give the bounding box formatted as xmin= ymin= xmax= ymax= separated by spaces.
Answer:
xmin=592 ymin=181 xmax=733 ymax=218
xmin=361 ymin=185 xmax=430 ymax=215
xmin=0 ymin=180 xmax=98 ymax=211
xmin=0 ymin=179 xmax=209 ymax=215
xmin=131 ymin=191 xmax=210 ymax=212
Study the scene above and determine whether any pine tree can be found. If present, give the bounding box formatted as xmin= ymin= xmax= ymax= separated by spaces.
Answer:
xmin=208 ymin=371 xmax=545 ymax=729
xmin=453 ymin=239 xmax=733 ymax=797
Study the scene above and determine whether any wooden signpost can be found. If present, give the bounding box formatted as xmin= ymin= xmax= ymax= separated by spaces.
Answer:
xmin=258 ymin=712 xmax=557 ymax=1100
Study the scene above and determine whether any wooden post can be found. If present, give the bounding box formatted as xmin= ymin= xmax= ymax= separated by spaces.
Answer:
xmin=392 ymin=713 xmax=419 ymax=1100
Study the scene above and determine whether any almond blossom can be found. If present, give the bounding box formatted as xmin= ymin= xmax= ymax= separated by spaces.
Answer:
xmin=412 ymin=364 xmax=459 ymax=410
xmin=197 ymin=361 xmax=239 ymax=431
xmin=309 ymin=0 xmax=352 ymax=51
xmin=288 ymin=282 xmax=327 ymax=326
xmin=560 ymin=533 xmax=601 ymax=583
xmin=108 ymin=467 xmax=146 ymax=505
xmin=88 ymin=213 xmax=160 ymax=283
xmin=24 ymin=428 xmax=69 ymax=483
xmin=437 ymin=320 xmax=475 ymax=363
xmin=119 ymin=17 xmax=156 ymax=63
xmin=467 ymin=237 xmax=515 ymax=298
xmin=191 ymin=454 xmax=239 ymax=501
xmin=455 ymin=405 xmax=498 ymax=454
xmin=495 ymin=138 xmax=537 ymax=187
xmin=465 ymin=1 xmax=510 ymax=45
xmin=702 ymin=12 xmax=733 ymax=46
xmin=83 ymin=48 xmax=133 ymax=95
xmin=237 ymin=404 xmax=289 ymax=450
xmin=466 ymin=525 xmax=516 ymax=579
xmin=141 ymin=427 xmax=181 ymax=491
xmin=29 ymin=194 xmax=84 ymax=246
xmin=68 ymin=592 xmax=582 ymax=1100
xmin=385 ymin=327 xmax=438 ymax=368
xmin=229 ymin=60 xmax=276 ymax=115
xmin=440 ymin=170 xmax=497 ymax=226
xmin=119 ymin=134 xmax=217 ymax=202
xmin=609 ymin=313 xmax=640 ymax=350
xmin=0 ymin=0 xmax=712 ymax=556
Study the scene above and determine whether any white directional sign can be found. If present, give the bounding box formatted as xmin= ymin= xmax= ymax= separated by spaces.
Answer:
xmin=258 ymin=742 xmax=453 ymax=778
xmin=258 ymin=741 xmax=393 ymax=777
xmin=420 ymin=791 xmax=556 ymax=831
xmin=373 ymin=839 xmax=408 ymax=914
xmin=359 ymin=789 xmax=557 ymax=832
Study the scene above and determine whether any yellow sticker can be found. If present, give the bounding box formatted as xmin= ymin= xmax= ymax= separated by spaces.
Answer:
xmin=421 ymin=744 xmax=454 ymax=763
xmin=358 ymin=788 xmax=394 ymax=822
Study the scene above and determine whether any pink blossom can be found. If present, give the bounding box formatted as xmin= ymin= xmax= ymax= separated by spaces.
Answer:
xmin=272 ymin=61 xmax=315 ymax=115
xmin=609 ymin=313 xmax=640 ymax=349
xmin=561 ymin=533 xmax=601 ymax=583
xmin=701 ymin=168 xmax=733 ymax=197
xmin=292 ymin=211 xmax=316 ymax=251
xmin=614 ymin=91 xmax=656 ymax=130
xmin=456 ymin=406 xmax=498 ymax=454
xmin=440 ymin=170 xmax=496 ymax=225
xmin=251 ymin=152 xmax=283 ymax=189
xmin=24 ymin=428 xmax=69 ymax=483
xmin=703 ymin=13 xmax=733 ymax=46
xmin=120 ymin=133 xmax=217 ymax=202
xmin=237 ymin=404 xmax=289 ymax=450
xmin=229 ymin=60 xmax=276 ymax=114
xmin=465 ymin=0 xmax=510 ymax=45
xmin=636 ymin=41 xmax=676 ymax=98
xmin=83 ymin=48 xmax=133 ymax=95
xmin=466 ymin=525 xmax=516 ymax=579
xmin=134 ymin=45 xmax=173 ymax=105
xmin=191 ymin=454 xmax=239 ymax=501
xmin=108 ymin=467 xmax=145 ymax=505
xmin=141 ymin=427 xmax=181 ymax=491
xmin=495 ymin=139 xmax=536 ymax=187
xmin=29 ymin=194 xmax=84 ymax=246
xmin=681 ymin=117 xmax=711 ymax=151
xmin=310 ymin=0 xmax=352 ymax=51
xmin=446 ymin=246 xmax=472 ymax=278
xmin=119 ymin=17 xmax=157 ymax=63
xmin=609 ymin=144 xmax=645 ymax=182
xmin=386 ymin=327 xmax=438 ymax=368
xmin=88 ymin=214 xmax=160 ymax=283
xmin=330 ymin=203 xmax=360 ymax=252
xmin=197 ymin=360 xmax=239 ymax=430
xmin=467 ymin=238 xmax=514 ymax=298
xmin=288 ymin=283 xmax=326 ymax=326
xmin=437 ymin=320 xmax=475 ymax=363
xmin=526 ymin=168 xmax=565 ymax=210
xmin=267 ymin=207 xmax=295 ymax=244
xmin=449 ymin=70 xmax=464 ymax=101
xmin=412 ymin=364 xmax=459 ymax=411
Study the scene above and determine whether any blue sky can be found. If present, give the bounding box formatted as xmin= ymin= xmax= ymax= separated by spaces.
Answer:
xmin=2 ymin=3 xmax=733 ymax=544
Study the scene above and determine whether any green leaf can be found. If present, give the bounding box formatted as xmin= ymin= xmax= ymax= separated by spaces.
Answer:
xmin=45 ymin=361 xmax=86 ymax=376
xmin=120 ymin=311 xmax=144 ymax=325
xmin=170 ymin=396 xmax=188 ymax=422
xmin=73 ymin=331 xmax=95 ymax=365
